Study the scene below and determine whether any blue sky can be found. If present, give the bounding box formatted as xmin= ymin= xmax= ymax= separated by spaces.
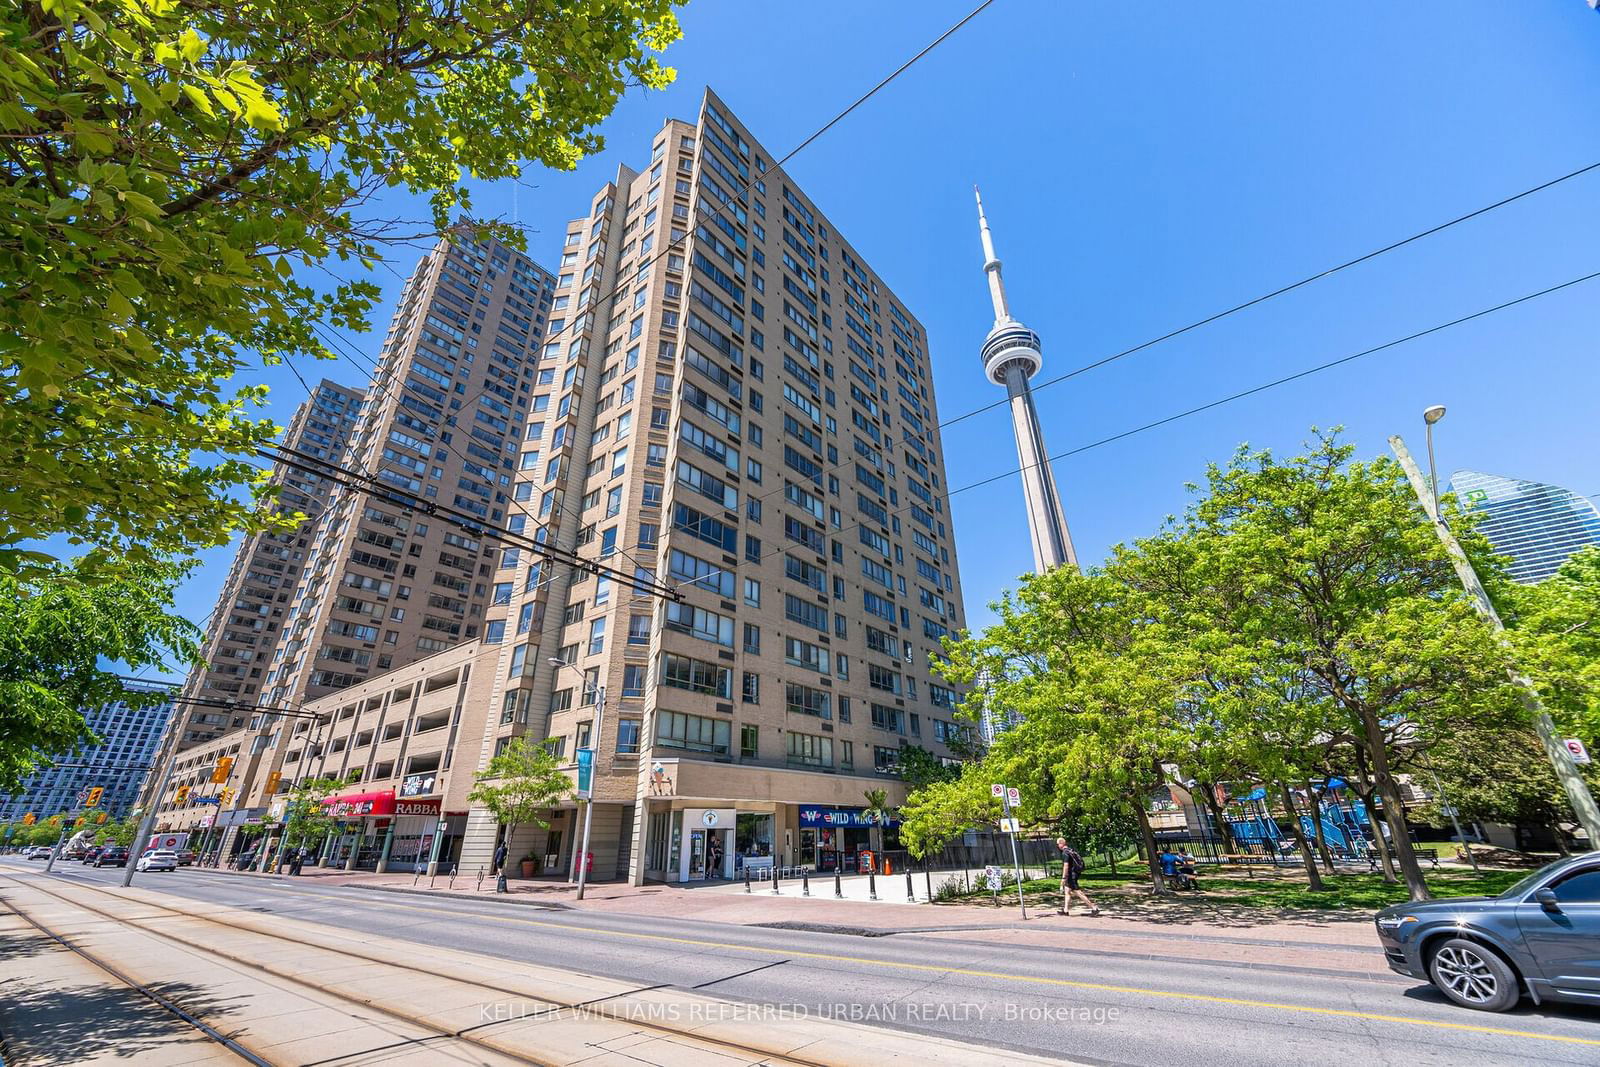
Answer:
xmin=156 ymin=1 xmax=1600 ymax=678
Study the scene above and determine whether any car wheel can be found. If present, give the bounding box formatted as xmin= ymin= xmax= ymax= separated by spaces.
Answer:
xmin=1428 ymin=938 xmax=1520 ymax=1012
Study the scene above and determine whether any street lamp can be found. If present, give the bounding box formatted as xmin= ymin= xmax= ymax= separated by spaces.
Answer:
xmin=550 ymin=657 xmax=604 ymax=901
xmin=1423 ymin=405 xmax=1447 ymax=512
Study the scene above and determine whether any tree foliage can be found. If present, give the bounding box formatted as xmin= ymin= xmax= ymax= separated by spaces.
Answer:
xmin=468 ymin=736 xmax=570 ymax=850
xmin=279 ymin=773 xmax=348 ymax=850
xmin=0 ymin=0 xmax=681 ymax=569
xmin=1505 ymin=545 xmax=1600 ymax=743
xmin=0 ymin=553 xmax=199 ymax=790
xmin=925 ymin=432 xmax=1529 ymax=900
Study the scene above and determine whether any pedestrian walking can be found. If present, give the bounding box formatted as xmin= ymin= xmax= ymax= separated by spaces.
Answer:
xmin=706 ymin=834 xmax=723 ymax=880
xmin=1056 ymin=837 xmax=1099 ymax=915
xmin=493 ymin=840 xmax=508 ymax=875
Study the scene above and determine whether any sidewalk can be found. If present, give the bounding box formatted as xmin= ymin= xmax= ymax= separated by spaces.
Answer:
xmin=187 ymin=862 xmax=1387 ymax=976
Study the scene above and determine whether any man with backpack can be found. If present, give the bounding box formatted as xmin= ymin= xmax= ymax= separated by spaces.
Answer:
xmin=1056 ymin=837 xmax=1100 ymax=915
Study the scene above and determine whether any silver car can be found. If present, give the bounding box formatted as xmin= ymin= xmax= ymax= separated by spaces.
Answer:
xmin=136 ymin=849 xmax=179 ymax=872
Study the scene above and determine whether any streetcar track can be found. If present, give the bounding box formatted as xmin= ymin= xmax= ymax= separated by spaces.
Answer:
xmin=1 ymin=873 xmax=832 ymax=1066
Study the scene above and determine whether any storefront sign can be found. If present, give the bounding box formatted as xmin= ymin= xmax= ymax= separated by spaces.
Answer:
xmin=399 ymin=773 xmax=437 ymax=798
xmin=798 ymin=806 xmax=899 ymax=828
xmin=395 ymin=797 xmax=441 ymax=816
xmin=321 ymin=790 xmax=396 ymax=817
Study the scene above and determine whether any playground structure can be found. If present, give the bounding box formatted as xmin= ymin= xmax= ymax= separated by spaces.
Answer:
xmin=1158 ymin=778 xmax=1402 ymax=865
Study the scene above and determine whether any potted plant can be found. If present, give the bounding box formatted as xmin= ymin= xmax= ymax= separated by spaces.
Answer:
xmin=520 ymin=851 xmax=537 ymax=878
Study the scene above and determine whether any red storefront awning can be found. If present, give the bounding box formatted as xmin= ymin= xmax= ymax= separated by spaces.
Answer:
xmin=321 ymin=789 xmax=395 ymax=817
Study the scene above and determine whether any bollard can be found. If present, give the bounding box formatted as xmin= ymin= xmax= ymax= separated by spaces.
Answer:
xmin=497 ymin=870 xmax=508 ymax=894
xmin=744 ymin=866 xmax=752 ymax=893
xmin=834 ymin=869 xmax=843 ymax=898
xmin=802 ymin=870 xmax=811 ymax=897
xmin=906 ymin=869 xmax=914 ymax=902
xmin=477 ymin=865 xmax=485 ymax=892
xmin=414 ymin=867 xmax=423 ymax=886
xmin=448 ymin=863 xmax=459 ymax=890
xmin=772 ymin=865 xmax=781 ymax=895
xmin=869 ymin=870 xmax=878 ymax=901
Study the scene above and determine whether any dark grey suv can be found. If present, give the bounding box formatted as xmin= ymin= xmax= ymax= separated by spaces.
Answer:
xmin=1375 ymin=852 xmax=1600 ymax=1011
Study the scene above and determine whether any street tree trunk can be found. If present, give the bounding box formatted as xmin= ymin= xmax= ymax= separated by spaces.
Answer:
xmin=1359 ymin=707 xmax=1430 ymax=901
xmin=1278 ymin=783 xmax=1326 ymax=891
xmin=1304 ymin=778 xmax=1336 ymax=873
xmin=1134 ymin=804 xmax=1167 ymax=894
xmin=1197 ymin=782 xmax=1238 ymax=851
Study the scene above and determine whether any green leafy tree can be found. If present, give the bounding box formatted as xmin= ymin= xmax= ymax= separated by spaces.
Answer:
xmin=468 ymin=737 xmax=571 ymax=865
xmin=1506 ymin=545 xmax=1600 ymax=743
xmin=0 ymin=554 xmax=199 ymax=789
xmin=95 ymin=814 xmax=140 ymax=847
xmin=1125 ymin=433 xmax=1525 ymax=899
xmin=1422 ymin=727 xmax=1590 ymax=852
xmin=899 ymin=769 xmax=1000 ymax=861
xmin=279 ymin=774 xmax=349 ymax=854
xmin=937 ymin=564 xmax=1193 ymax=893
xmin=897 ymin=745 xmax=960 ymax=792
xmin=1 ymin=0 xmax=681 ymax=570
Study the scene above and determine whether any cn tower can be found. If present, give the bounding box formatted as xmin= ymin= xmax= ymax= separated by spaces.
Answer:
xmin=975 ymin=188 xmax=1077 ymax=572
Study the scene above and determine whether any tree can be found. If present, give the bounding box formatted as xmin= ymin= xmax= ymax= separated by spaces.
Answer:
xmin=468 ymin=737 xmax=570 ymax=864
xmin=936 ymin=564 xmax=1193 ymax=894
xmin=96 ymin=814 xmax=139 ymax=847
xmin=861 ymin=788 xmax=893 ymax=857
xmin=1128 ymin=433 xmax=1524 ymax=899
xmin=1422 ymin=727 xmax=1586 ymax=851
xmin=1505 ymin=545 xmax=1600 ymax=744
xmin=1 ymin=0 xmax=682 ymax=571
xmin=0 ymin=553 xmax=200 ymax=790
xmin=279 ymin=774 xmax=348 ymax=854
xmin=899 ymin=770 xmax=1000 ymax=861
xmin=897 ymin=745 xmax=960 ymax=792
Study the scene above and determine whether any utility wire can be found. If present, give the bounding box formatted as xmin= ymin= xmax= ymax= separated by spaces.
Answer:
xmin=670 ymin=267 xmax=1600 ymax=595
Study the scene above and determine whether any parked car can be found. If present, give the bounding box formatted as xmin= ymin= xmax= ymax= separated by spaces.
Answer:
xmin=62 ymin=848 xmax=85 ymax=861
xmin=136 ymin=850 xmax=178 ymax=872
xmin=25 ymin=846 xmax=52 ymax=860
xmin=93 ymin=846 xmax=130 ymax=868
xmin=81 ymin=846 xmax=103 ymax=865
xmin=1375 ymin=852 xmax=1600 ymax=1011
xmin=174 ymin=849 xmax=197 ymax=867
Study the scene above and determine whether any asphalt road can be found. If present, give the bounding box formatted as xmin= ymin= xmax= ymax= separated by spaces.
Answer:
xmin=6 ymin=857 xmax=1599 ymax=1066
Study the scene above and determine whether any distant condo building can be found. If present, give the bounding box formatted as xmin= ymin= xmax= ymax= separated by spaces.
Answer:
xmin=166 ymin=380 xmax=363 ymax=753
xmin=1 ymin=683 xmax=173 ymax=823
xmin=141 ymin=90 xmax=970 ymax=886
xmin=973 ymin=189 xmax=1075 ymax=573
xmin=1450 ymin=469 xmax=1600 ymax=584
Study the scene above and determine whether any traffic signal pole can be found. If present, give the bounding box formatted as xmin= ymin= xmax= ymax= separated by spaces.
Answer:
xmin=124 ymin=741 xmax=180 ymax=888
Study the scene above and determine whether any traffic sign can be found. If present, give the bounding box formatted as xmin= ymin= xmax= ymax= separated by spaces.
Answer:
xmin=990 ymin=783 xmax=1004 ymax=797
xmin=1566 ymin=738 xmax=1591 ymax=765
xmin=999 ymin=817 xmax=1020 ymax=833
xmin=984 ymin=865 xmax=1003 ymax=891
xmin=1006 ymin=787 xmax=1020 ymax=806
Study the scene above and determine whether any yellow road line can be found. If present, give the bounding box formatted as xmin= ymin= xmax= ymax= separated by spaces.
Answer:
xmin=262 ymin=886 xmax=1600 ymax=1049
xmin=14 ymin=869 xmax=1600 ymax=1049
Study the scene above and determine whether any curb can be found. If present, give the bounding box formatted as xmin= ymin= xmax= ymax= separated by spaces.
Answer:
xmin=347 ymin=881 xmax=573 ymax=910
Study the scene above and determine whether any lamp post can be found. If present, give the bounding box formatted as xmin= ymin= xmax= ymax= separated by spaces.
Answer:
xmin=1423 ymin=405 xmax=1447 ymax=512
xmin=550 ymin=659 xmax=604 ymax=901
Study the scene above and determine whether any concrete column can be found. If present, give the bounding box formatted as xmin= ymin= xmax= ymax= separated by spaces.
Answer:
xmin=344 ymin=825 xmax=360 ymax=871
xmin=425 ymin=819 xmax=445 ymax=877
xmin=374 ymin=820 xmax=396 ymax=873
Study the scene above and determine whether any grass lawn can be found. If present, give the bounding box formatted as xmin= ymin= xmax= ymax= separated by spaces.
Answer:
xmin=935 ymin=861 xmax=1533 ymax=915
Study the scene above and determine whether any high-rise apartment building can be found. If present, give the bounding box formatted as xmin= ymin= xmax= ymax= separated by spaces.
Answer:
xmin=1 ymin=683 xmax=174 ymax=822
xmin=142 ymin=91 xmax=972 ymax=885
xmin=165 ymin=380 xmax=363 ymax=752
xmin=266 ymin=237 xmax=559 ymax=709
xmin=459 ymin=89 xmax=971 ymax=884
xmin=1451 ymin=469 xmax=1600 ymax=584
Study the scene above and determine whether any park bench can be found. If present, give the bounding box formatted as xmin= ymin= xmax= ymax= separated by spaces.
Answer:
xmin=1364 ymin=847 xmax=1440 ymax=871
xmin=1222 ymin=854 xmax=1282 ymax=878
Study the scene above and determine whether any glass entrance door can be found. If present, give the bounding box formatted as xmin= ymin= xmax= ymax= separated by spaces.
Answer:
xmin=689 ymin=829 xmax=706 ymax=879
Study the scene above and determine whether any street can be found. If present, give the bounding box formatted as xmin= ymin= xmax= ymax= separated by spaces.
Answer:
xmin=5 ymin=857 xmax=1597 ymax=1066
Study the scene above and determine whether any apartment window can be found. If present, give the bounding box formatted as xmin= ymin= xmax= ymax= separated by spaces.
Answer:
xmin=741 ymin=724 xmax=759 ymax=760
xmin=744 ymin=577 xmax=761 ymax=607
xmin=743 ymin=622 xmax=761 ymax=654
xmin=656 ymin=710 xmax=731 ymax=756
xmin=744 ymin=535 xmax=762 ymax=563
xmin=741 ymin=671 xmax=759 ymax=705
xmin=616 ymin=718 xmax=641 ymax=756
xmin=550 ymin=688 xmax=573 ymax=713
xmin=587 ymin=617 xmax=606 ymax=655
xmin=622 ymin=663 xmax=646 ymax=697
xmin=628 ymin=614 xmax=652 ymax=645
xmin=838 ymin=695 xmax=852 ymax=724
xmin=660 ymin=653 xmax=731 ymax=697
xmin=786 ymin=731 xmax=833 ymax=768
